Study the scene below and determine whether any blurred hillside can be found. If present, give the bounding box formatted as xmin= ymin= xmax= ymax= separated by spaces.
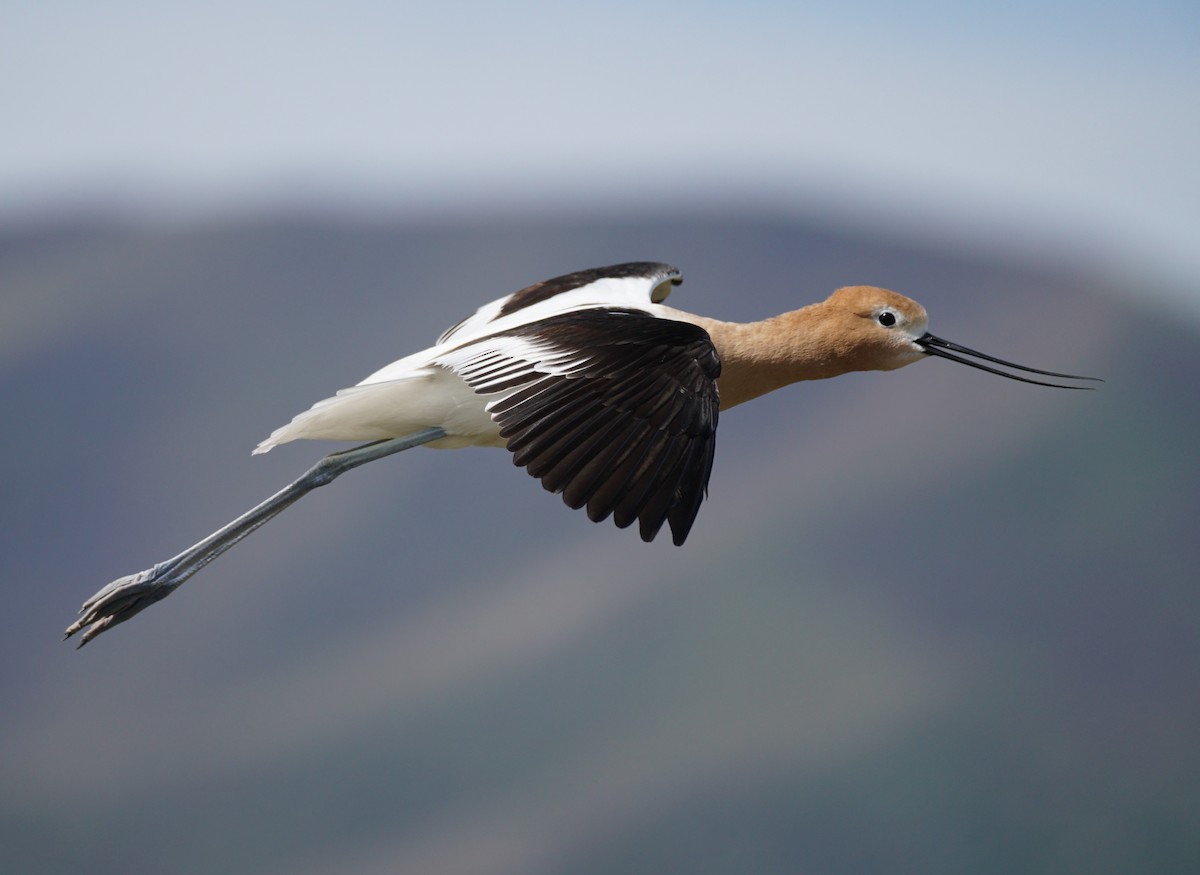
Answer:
xmin=1 ymin=210 xmax=1197 ymax=874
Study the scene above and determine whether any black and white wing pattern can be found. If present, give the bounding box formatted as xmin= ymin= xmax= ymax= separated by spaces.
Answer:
xmin=436 ymin=262 xmax=683 ymax=346
xmin=438 ymin=307 xmax=721 ymax=546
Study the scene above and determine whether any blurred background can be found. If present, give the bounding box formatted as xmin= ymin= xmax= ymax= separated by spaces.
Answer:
xmin=3 ymin=3 xmax=1198 ymax=873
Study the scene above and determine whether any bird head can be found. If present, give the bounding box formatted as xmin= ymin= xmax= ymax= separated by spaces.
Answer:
xmin=825 ymin=286 xmax=1100 ymax=388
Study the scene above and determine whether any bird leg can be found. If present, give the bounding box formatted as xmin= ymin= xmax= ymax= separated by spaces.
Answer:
xmin=64 ymin=427 xmax=448 ymax=648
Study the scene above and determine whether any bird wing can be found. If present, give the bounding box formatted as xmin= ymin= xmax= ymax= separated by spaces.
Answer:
xmin=437 ymin=307 xmax=721 ymax=546
xmin=436 ymin=262 xmax=683 ymax=346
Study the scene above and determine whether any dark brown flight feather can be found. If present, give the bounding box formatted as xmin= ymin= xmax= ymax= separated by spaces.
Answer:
xmin=454 ymin=308 xmax=720 ymax=545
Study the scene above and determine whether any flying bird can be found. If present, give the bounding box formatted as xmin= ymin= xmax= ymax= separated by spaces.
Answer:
xmin=65 ymin=262 xmax=1098 ymax=646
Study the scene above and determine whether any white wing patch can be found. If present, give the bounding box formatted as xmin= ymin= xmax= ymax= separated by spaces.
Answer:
xmin=435 ymin=335 xmax=591 ymax=394
xmin=434 ymin=264 xmax=681 ymax=348
xmin=436 ymin=296 xmax=508 ymax=345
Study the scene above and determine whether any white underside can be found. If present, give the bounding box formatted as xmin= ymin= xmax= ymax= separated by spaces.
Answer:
xmin=253 ymin=366 xmax=505 ymax=454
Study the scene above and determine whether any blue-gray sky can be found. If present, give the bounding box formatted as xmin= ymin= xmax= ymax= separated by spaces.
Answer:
xmin=3 ymin=1 xmax=1197 ymax=310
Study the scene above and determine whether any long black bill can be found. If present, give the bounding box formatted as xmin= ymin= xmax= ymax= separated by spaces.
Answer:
xmin=916 ymin=333 xmax=1102 ymax=389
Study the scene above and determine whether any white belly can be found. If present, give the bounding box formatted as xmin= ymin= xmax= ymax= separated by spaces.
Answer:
xmin=253 ymin=366 xmax=505 ymax=454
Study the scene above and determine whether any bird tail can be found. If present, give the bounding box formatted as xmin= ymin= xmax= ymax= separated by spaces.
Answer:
xmin=252 ymin=377 xmax=436 ymax=455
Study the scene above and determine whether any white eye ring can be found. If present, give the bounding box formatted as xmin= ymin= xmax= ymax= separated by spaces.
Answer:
xmin=877 ymin=310 xmax=898 ymax=328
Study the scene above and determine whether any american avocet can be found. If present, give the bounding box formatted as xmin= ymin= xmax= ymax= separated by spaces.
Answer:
xmin=65 ymin=262 xmax=1098 ymax=646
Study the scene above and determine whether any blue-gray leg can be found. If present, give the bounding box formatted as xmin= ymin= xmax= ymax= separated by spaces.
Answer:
xmin=65 ymin=427 xmax=448 ymax=647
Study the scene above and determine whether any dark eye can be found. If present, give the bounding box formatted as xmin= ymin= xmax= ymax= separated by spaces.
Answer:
xmin=877 ymin=311 xmax=897 ymax=327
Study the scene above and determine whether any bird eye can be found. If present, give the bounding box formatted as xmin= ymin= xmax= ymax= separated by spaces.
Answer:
xmin=877 ymin=310 xmax=897 ymax=327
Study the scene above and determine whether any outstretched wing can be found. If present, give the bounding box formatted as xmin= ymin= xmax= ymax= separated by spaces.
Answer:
xmin=439 ymin=307 xmax=721 ymax=545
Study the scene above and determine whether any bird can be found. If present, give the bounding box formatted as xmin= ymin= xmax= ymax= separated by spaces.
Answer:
xmin=65 ymin=261 xmax=1099 ymax=646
